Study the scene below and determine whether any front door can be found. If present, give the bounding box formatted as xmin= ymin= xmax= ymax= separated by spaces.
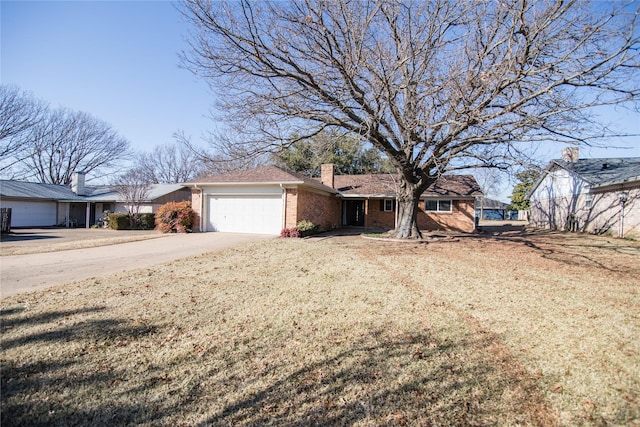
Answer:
xmin=343 ymin=200 xmax=365 ymax=226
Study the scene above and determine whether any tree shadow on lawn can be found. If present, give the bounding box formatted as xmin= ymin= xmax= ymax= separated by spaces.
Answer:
xmin=1 ymin=308 xmax=556 ymax=426
xmin=472 ymin=227 xmax=640 ymax=273
xmin=193 ymin=330 xmax=556 ymax=426
xmin=1 ymin=306 xmax=160 ymax=427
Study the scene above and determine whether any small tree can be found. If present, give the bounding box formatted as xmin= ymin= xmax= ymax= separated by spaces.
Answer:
xmin=508 ymin=169 xmax=541 ymax=211
xmin=113 ymin=169 xmax=151 ymax=228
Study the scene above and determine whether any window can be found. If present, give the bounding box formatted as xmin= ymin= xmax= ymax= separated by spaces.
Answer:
xmin=384 ymin=199 xmax=394 ymax=212
xmin=424 ymin=199 xmax=452 ymax=212
xmin=424 ymin=200 xmax=438 ymax=211
xmin=585 ymin=194 xmax=593 ymax=209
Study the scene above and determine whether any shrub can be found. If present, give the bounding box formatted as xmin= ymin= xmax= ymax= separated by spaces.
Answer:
xmin=280 ymin=227 xmax=300 ymax=238
xmin=107 ymin=213 xmax=131 ymax=230
xmin=296 ymin=219 xmax=320 ymax=237
xmin=155 ymin=201 xmax=195 ymax=233
xmin=138 ymin=213 xmax=156 ymax=230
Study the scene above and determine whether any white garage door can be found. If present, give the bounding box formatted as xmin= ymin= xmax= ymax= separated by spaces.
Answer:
xmin=208 ymin=195 xmax=282 ymax=234
xmin=1 ymin=200 xmax=57 ymax=227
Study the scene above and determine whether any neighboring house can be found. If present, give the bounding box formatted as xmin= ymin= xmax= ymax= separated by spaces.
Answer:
xmin=528 ymin=148 xmax=640 ymax=238
xmin=185 ymin=164 xmax=482 ymax=235
xmin=475 ymin=197 xmax=510 ymax=220
xmin=0 ymin=172 xmax=190 ymax=228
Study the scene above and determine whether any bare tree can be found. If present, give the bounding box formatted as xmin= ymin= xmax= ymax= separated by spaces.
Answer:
xmin=16 ymin=107 xmax=130 ymax=185
xmin=137 ymin=140 xmax=206 ymax=184
xmin=0 ymin=85 xmax=47 ymax=173
xmin=175 ymin=130 xmax=268 ymax=176
xmin=113 ymin=169 xmax=151 ymax=228
xmin=181 ymin=0 xmax=639 ymax=238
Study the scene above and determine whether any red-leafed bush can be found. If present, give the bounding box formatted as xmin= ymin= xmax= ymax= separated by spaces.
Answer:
xmin=155 ymin=201 xmax=195 ymax=233
xmin=280 ymin=227 xmax=300 ymax=238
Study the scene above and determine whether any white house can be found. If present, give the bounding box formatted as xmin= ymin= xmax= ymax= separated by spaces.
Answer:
xmin=528 ymin=148 xmax=640 ymax=238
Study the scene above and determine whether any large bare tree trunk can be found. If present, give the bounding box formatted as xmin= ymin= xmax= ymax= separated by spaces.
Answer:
xmin=389 ymin=178 xmax=425 ymax=239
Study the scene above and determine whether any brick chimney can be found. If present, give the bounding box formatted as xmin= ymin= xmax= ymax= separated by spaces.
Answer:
xmin=561 ymin=147 xmax=579 ymax=163
xmin=71 ymin=171 xmax=87 ymax=195
xmin=321 ymin=163 xmax=335 ymax=188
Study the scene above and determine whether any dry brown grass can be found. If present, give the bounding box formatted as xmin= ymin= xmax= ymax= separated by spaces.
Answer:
xmin=0 ymin=234 xmax=164 ymax=256
xmin=1 ymin=230 xmax=638 ymax=426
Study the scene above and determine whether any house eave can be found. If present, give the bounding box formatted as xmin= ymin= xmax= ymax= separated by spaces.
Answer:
xmin=185 ymin=181 xmax=305 ymax=187
xmin=185 ymin=180 xmax=337 ymax=194
xmin=339 ymin=193 xmax=396 ymax=198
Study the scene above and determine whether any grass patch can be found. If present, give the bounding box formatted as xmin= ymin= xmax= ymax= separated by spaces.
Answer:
xmin=0 ymin=234 xmax=165 ymax=256
xmin=1 ymin=232 xmax=638 ymax=425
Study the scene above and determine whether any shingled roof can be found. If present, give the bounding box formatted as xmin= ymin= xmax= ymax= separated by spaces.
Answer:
xmin=187 ymin=165 xmax=337 ymax=193
xmin=553 ymin=157 xmax=640 ymax=188
xmin=333 ymin=174 xmax=482 ymax=198
xmin=0 ymin=180 xmax=85 ymax=200
xmin=189 ymin=166 xmax=482 ymax=198
xmin=0 ymin=180 xmax=187 ymax=202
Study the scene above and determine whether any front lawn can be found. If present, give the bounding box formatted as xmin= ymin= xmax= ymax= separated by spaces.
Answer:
xmin=1 ymin=231 xmax=638 ymax=425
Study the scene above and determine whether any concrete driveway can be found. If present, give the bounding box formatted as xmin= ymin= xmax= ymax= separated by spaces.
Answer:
xmin=0 ymin=232 xmax=275 ymax=298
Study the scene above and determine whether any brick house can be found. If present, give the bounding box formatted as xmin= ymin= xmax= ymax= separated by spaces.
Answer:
xmin=186 ymin=164 xmax=482 ymax=235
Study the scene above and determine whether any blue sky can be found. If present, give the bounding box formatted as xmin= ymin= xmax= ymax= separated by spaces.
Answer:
xmin=1 ymin=0 xmax=213 ymax=154
xmin=1 ymin=0 xmax=639 ymax=200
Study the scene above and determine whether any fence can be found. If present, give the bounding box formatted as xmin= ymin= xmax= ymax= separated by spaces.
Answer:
xmin=0 ymin=208 xmax=11 ymax=233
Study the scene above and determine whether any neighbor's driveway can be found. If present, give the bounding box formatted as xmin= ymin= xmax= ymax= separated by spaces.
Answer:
xmin=0 ymin=232 xmax=274 ymax=298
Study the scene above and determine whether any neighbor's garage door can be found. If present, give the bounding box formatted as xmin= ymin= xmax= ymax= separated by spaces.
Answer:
xmin=208 ymin=195 xmax=282 ymax=234
xmin=1 ymin=200 xmax=57 ymax=227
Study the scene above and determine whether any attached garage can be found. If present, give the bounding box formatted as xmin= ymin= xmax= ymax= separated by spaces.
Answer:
xmin=207 ymin=194 xmax=283 ymax=234
xmin=187 ymin=166 xmax=340 ymax=234
xmin=0 ymin=200 xmax=58 ymax=227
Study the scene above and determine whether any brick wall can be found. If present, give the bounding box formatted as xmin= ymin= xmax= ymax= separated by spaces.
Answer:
xmin=288 ymin=188 xmax=341 ymax=231
xmin=366 ymin=199 xmax=395 ymax=229
xmin=417 ymin=199 xmax=476 ymax=232
xmin=284 ymin=189 xmax=298 ymax=228
xmin=363 ymin=198 xmax=476 ymax=232
xmin=191 ymin=189 xmax=202 ymax=232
